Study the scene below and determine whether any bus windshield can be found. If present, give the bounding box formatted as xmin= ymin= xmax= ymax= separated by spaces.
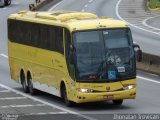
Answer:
xmin=72 ymin=28 xmax=136 ymax=82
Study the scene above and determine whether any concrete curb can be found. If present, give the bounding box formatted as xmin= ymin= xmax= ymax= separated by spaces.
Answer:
xmin=137 ymin=53 xmax=160 ymax=76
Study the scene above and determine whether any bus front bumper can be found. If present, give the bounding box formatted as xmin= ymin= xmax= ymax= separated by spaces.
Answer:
xmin=75 ymin=88 xmax=136 ymax=103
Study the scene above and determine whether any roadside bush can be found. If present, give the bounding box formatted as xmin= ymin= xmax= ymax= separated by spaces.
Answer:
xmin=148 ymin=0 xmax=160 ymax=9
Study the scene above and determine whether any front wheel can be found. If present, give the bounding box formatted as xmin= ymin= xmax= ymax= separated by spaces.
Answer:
xmin=62 ymin=85 xmax=74 ymax=107
xmin=112 ymin=99 xmax=123 ymax=105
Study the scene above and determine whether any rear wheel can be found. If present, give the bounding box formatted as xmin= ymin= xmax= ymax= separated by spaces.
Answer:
xmin=27 ymin=74 xmax=36 ymax=95
xmin=21 ymin=72 xmax=29 ymax=93
xmin=62 ymin=85 xmax=74 ymax=107
xmin=113 ymin=99 xmax=123 ymax=105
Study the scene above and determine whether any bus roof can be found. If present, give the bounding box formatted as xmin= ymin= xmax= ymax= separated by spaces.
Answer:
xmin=8 ymin=10 xmax=128 ymax=32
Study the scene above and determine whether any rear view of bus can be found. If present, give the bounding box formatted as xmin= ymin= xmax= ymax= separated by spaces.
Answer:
xmin=8 ymin=11 xmax=142 ymax=106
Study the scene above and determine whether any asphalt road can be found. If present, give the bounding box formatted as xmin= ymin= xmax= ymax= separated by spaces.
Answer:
xmin=0 ymin=0 xmax=160 ymax=120
xmin=117 ymin=0 xmax=160 ymax=56
xmin=146 ymin=15 xmax=160 ymax=29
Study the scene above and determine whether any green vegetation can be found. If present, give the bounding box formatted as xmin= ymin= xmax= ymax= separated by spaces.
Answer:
xmin=148 ymin=0 xmax=160 ymax=9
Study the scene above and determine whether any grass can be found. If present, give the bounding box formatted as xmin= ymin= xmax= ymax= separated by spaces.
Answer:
xmin=148 ymin=0 xmax=160 ymax=9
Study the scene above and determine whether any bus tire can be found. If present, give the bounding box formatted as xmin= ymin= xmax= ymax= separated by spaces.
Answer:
xmin=112 ymin=99 xmax=123 ymax=105
xmin=61 ymin=85 xmax=74 ymax=107
xmin=27 ymin=73 xmax=35 ymax=95
xmin=21 ymin=71 xmax=29 ymax=93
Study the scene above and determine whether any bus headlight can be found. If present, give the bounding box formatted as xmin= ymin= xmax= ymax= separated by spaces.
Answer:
xmin=123 ymin=85 xmax=136 ymax=90
xmin=77 ymin=88 xmax=94 ymax=93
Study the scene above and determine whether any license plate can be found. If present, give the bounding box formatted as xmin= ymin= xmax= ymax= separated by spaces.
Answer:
xmin=103 ymin=95 xmax=113 ymax=99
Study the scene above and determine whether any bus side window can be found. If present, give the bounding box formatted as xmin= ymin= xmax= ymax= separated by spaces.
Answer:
xmin=48 ymin=26 xmax=56 ymax=51
xmin=23 ymin=22 xmax=31 ymax=45
xmin=40 ymin=24 xmax=48 ymax=49
xmin=8 ymin=20 xmax=31 ymax=45
xmin=55 ymin=27 xmax=64 ymax=54
xmin=30 ymin=23 xmax=40 ymax=47
xmin=8 ymin=19 xmax=14 ymax=42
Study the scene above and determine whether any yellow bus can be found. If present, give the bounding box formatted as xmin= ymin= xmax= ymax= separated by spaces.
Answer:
xmin=8 ymin=10 xmax=142 ymax=106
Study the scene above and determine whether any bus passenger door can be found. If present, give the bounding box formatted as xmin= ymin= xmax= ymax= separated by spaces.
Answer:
xmin=64 ymin=29 xmax=76 ymax=100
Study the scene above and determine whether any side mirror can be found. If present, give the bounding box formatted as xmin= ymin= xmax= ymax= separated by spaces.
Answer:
xmin=133 ymin=43 xmax=142 ymax=62
xmin=136 ymin=49 xmax=142 ymax=62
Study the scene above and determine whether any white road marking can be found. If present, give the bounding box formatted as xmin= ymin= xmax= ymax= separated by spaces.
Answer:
xmin=0 ymin=104 xmax=46 ymax=108
xmin=115 ymin=0 xmax=160 ymax=36
xmin=137 ymin=76 xmax=160 ymax=84
xmin=54 ymin=111 xmax=68 ymax=114
xmin=0 ymin=83 xmax=76 ymax=113
xmin=0 ymin=54 xmax=8 ymax=58
xmin=49 ymin=0 xmax=64 ymax=11
xmin=0 ymin=84 xmax=96 ymax=120
xmin=12 ymin=2 xmax=19 ymax=5
xmin=81 ymin=9 xmax=85 ymax=12
xmin=27 ymin=111 xmax=68 ymax=115
xmin=27 ymin=113 xmax=50 ymax=115
xmin=143 ymin=16 xmax=160 ymax=31
xmin=0 ymin=97 xmax=27 ymax=100
xmin=0 ymin=90 xmax=10 ymax=93
xmin=145 ymin=72 xmax=159 ymax=77
xmin=84 ymin=4 xmax=88 ymax=8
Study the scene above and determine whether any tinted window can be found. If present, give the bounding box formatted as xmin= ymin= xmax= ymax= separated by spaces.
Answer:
xmin=8 ymin=19 xmax=64 ymax=54
xmin=55 ymin=27 xmax=64 ymax=53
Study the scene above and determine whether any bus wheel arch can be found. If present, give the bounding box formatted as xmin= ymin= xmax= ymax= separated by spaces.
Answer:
xmin=60 ymin=81 xmax=74 ymax=107
xmin=27 ymin=71 xmax=35 ymax=95
xmin=20 ymin=69 xmax=28 ymax=93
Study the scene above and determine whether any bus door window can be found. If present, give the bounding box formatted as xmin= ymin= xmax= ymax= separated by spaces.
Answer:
xmin=65 ymin=29 xmax=76 ymax=80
